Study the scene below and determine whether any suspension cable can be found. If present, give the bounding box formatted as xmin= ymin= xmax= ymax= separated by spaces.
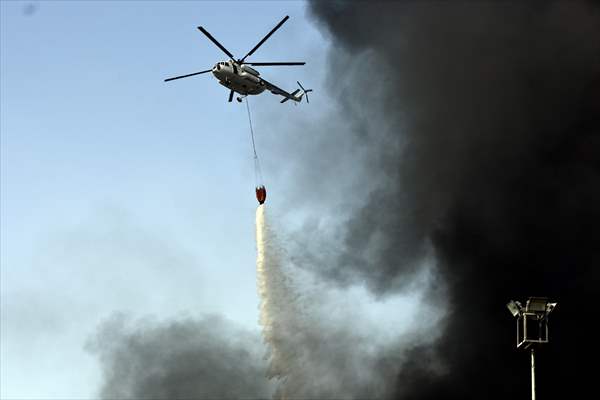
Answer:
xmin=245 ymin=97 xmax=263 ymax=185
xmin=245 ymin=97 xmax=258 ymax=159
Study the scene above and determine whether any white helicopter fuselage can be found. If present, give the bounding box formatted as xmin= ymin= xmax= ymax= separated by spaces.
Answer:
xmin=212 ymin=60 xmax=266 ymax=96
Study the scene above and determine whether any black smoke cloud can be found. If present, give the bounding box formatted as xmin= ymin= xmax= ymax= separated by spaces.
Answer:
xmin=88 ymin=314 xmax=273 ymax=399
xmin=307 ymin=1 xmax=600 ymax=399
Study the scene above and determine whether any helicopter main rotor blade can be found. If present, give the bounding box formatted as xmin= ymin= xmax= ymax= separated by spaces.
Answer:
xmin=240 ymin=15 xmax=289 ymax=62
xmin=228 ymin=90 xmax=234 ymax=102
xmin=245 ymin=62 xmax=305 ymax=66
xmin=197 ymin=26 xmax=236 ymax=60
xmin=164 ymin=69 xmax=212 ymax=82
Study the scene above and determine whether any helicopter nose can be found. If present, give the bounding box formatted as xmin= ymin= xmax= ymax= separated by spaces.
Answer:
xmin=212 ymin=66 xmax=219 ymax=76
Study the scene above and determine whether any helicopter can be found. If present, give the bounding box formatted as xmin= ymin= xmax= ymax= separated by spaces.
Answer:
xmin=165 ymin=15 xmax=312 ymax=104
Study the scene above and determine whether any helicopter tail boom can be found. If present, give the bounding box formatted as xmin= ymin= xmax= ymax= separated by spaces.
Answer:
xmin=280 ymin=82 xmax=312 ymax=104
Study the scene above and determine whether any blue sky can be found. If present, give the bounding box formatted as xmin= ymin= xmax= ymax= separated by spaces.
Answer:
xmin=1 ymin=2 xmax=430 ymax=398
xmin=1 ymin=1 xmax=329 ymax=397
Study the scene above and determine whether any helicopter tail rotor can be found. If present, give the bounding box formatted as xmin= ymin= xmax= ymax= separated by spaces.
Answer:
xmin=296 ymin=81 xmax=313 ymax=103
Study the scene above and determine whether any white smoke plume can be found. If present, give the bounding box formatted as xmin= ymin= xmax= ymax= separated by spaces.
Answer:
xmin=256 ymin=205 xmax=438 ymax=399
xmin=256 ymin=204 xmax=302 ymax=396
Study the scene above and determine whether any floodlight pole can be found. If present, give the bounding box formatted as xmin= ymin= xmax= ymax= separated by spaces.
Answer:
xmin=531 ymin=348 xmax=536 ymax=400
xmin=508 ymin=297 xmax=556 ymax=400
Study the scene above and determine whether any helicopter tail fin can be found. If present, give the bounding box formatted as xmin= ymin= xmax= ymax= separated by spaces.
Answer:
xmin=280 ymin=82 xmax=313 ymax=104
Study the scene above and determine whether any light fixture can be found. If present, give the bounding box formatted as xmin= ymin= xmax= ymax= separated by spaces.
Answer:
xmin=507 ymin=296 xmax=557 ymax=400
xmin=506 ymin=300 xmax=522 ymax=318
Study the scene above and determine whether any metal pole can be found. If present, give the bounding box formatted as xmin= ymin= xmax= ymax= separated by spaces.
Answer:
xmin=531 ymin=348 xmax=536 ymax=400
